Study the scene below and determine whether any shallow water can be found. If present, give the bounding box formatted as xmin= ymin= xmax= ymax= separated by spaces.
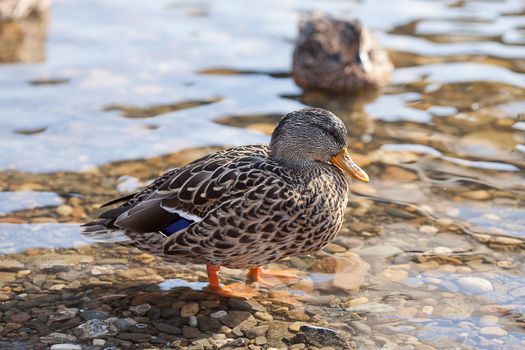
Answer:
xmin=0 ymin=0 xmax=524 ymax=349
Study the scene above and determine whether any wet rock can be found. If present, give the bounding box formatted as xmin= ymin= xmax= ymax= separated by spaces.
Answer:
xmin=180 ymin=302 xmax=200 ymax=317
xmin=479 ymin=315 xmax=499 ymax=327
xmin=210 ymin=310 xmax=228 ymax=318
xmin=0 ymin=259 xmax=25 ymax=271
xmin=349 ymin=321 xmax=371 ymax=335
xmin=266 ymin=321 xmax=294 ymax=348
xmin=117 ymin=332 xmax=152 ymax=341
xmin=40 ymin=332 xmax=79 ymax=344
xmin=228 ymin=298 xmax=266 ymax=312
xmin=48 ymin=307 xmax=79 ymax=323
xmin=182 ymin=326 xmax=201 ymax=338
xmin=80 ymin=309 xmax=110 ymax=321
xmin=480 ymin=326 xmax=507 ymax=336
xmin=346 ymin=302 xmax=396 ymax=314
xmin=219 ymin=310 xmax=253 ymax=328
xmin=246 ymin=324 xmax=269 ymax=339
xmin=113 ymin=317 xmax=137 ymax=331
xmin=509 ymin=286 xmax=525 ymax=298
xmin=358 ymin=245 xmax=403 ymax=258
xmin=197 ymin=315 xmax=221 ymax=331
xmin=49 ymin=344 xmax=82 ymax=350
xmin=152 ymin=321 xmax=182 ymax=335
xmin=457 ymin=276 xmax=493 ymax=293
xmin=129 ymin=303 xmax=151 ymax=316
xmin=293 ymin=325 xmax=356 ymax=349
xmin=75 ymin=319 xmax=117 ymax=339
xmin=188 ymin=315 xmax=198 ymax=327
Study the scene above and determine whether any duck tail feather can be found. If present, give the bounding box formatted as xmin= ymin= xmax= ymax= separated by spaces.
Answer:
xmin=81 ymin=219 xmax=132 ymax=243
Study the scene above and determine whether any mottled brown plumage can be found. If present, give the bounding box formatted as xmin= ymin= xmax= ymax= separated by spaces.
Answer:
xmin=82 ymin=107 xmax=369 ymax=296
xmin=292 ymin=14 xmax=393 ymax=93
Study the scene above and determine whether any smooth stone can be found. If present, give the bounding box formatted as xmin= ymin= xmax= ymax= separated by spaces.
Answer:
xmin=50 ymin=345 xmax=82 ymax=350
xmin=479 ymin=315 xmax=499 ymax=327
xmin=349 ymin=321 xmax=371 ymax=335
xmin=49 ymin=308 xmax=79 ymax=323
xmin=358 ymin=245 xmax=403 ymax=258
xmin=129 ymin=303 xmax=151 ymax=316
xmin=510 ymin=286 xmax=525 ymax=298
xmin=479 ymin=327 xmax=507 ymax=336
xmin=457 ymin=277 xmax=493 ymax=293
xmin=210 ymin=310 xmax=228 ymax=318
xmin=346 ymin=302 xmax=396 ymax=314
xmin=180 ymin=302 xmax=200 ymax=317
xmin=0 ymin=259 xmax=25 ymax=271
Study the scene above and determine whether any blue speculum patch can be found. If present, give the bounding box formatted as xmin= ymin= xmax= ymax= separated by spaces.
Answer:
xmin=161 ymin=218 xmax=192 ymax=236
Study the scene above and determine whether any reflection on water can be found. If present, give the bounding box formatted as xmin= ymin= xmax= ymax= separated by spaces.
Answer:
xmin=0 ymin=0 xmax=525 ymax=349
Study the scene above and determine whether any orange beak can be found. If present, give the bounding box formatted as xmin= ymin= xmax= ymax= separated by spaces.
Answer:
xmin=330 ymin=147 xmax=369 ymax=183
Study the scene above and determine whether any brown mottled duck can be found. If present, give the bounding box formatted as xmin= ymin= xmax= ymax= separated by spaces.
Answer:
xmin=82 ymin=108 xmax=369 ymax=298
xmin=292 ymin=14 xmax=393 ymax=93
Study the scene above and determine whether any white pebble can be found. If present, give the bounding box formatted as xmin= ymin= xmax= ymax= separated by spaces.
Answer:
xmin=210 ymin=310 xmax=228 ymax=318
xmin=188 ymin=315 xmax=198 ymax=327
xmin=457 ymin=276 xmax=493 ymax=293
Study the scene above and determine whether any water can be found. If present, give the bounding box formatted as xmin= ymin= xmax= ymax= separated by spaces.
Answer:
xmin=0 ymin=0 xmax=524 ymax=349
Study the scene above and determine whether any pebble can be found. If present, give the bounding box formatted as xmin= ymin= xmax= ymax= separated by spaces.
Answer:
xmin=510 ymin=286 xmax=525 ymax=298
xmin=210 ymin=310 xmax=228 ymax=318
xmin=75 ymin=319 xmax=117 ymax=339
xmin=419 ymin=225 xmax=439 ymax=234
xmin=56 ymin=205 xmax=74 ymax=216
xmin=349 ymin=320 xmax=372 ymax=335
xmin=180 ymin=302 xmax=200 ymax=317
xmin=479 ymin=315 xmax=499 ymax=327
xmin=0 ymin=272 xmax=16 ymax=282
xmin=130 ymin=303 xmax=151 ymax=316
xmin=246 ymin=325 xmax=269 ymax=338
xmin=48 ymin=307 xmax=79 ymax=323
xmin=182 ymin=326 xmax=201 ymax=338
xmin=345 ymin=297 xmax=369 ymax=307
xmin=479 ymin=327 xmax=508 ymax=336
xmin=254 ymin=311 xmax=273 ymax=321
xmin=457 ymin=276 xmax=493 ymax=293
xmin=219 ymin=310 xmax=253 ymax=328
xmin=50 ymin=345 xmax=82 ymax=350
xmin=358 ymin=245 xmax=403 ymax=258
xmin=188 ymin=315 xmax=198 ymax=327
xmin=346 ymin=302 xmax=396 ymax=314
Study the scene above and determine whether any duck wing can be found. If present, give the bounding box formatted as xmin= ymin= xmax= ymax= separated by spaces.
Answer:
xmin=81 ymin=145 xmax=269 ymax=243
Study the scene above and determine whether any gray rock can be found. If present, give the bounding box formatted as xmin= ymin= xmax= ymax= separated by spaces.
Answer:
xmin=40 ymin=333 xmax=78 ymax=344
xmin=48 ymin=308 xmax=79 ymax=323
xmin=293 ymin=325 xmax=356 ymax=349
xmin=228 ymin=298 xmax=266 ymax=312
xmin=246 ymin=325 xmax=269 ymax=339
xmin=152 ymin=321 xmax=182 ymax=335
xmin=210 ymin=310 xmax=228 ymax=318
xmin=80 ymin=309 xmax=110 ymax=321
xmin=129 ymin=303 xmax=151 ymax=316
xmin=75 ymin=319 xmax=117 ymax=339
xmin=113 ymin=317 xmax=137 ymax=331
xmin=219 ymin=310 xmax=253 ymax=328
xmin=346 ymin=302 xmax=396 ymax=314
xmin=116 ymin=332 xmax=152 ymax=341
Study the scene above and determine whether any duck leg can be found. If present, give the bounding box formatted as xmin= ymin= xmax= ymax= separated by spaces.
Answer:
xmin=247 ymin=266 xmax=300 ymax=287
xmin=205 ymin=262 xmax=258 ymax=298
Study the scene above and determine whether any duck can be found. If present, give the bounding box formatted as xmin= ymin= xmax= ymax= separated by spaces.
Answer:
xmin=292 ymin=13 xmax=393 ymax=93
xmin=82 ymin=107 xmax=369 ymax=298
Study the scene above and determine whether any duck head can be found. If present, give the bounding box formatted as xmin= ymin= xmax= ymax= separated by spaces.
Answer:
xmin=292 ymin=13 xmax=393 ymax=93
xmin=270 ymin=107 xmax=369 ymax=182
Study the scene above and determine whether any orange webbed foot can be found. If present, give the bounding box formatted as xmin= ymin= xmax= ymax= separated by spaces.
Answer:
xmin=208 ymin=282 xmax=259 ymax=299
xmin=247 ymin=266 xmax=301 ymax=287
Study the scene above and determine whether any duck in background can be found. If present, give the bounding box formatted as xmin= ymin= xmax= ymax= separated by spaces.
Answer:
xmin=292 ymin=13 xmax=393 ymax=93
